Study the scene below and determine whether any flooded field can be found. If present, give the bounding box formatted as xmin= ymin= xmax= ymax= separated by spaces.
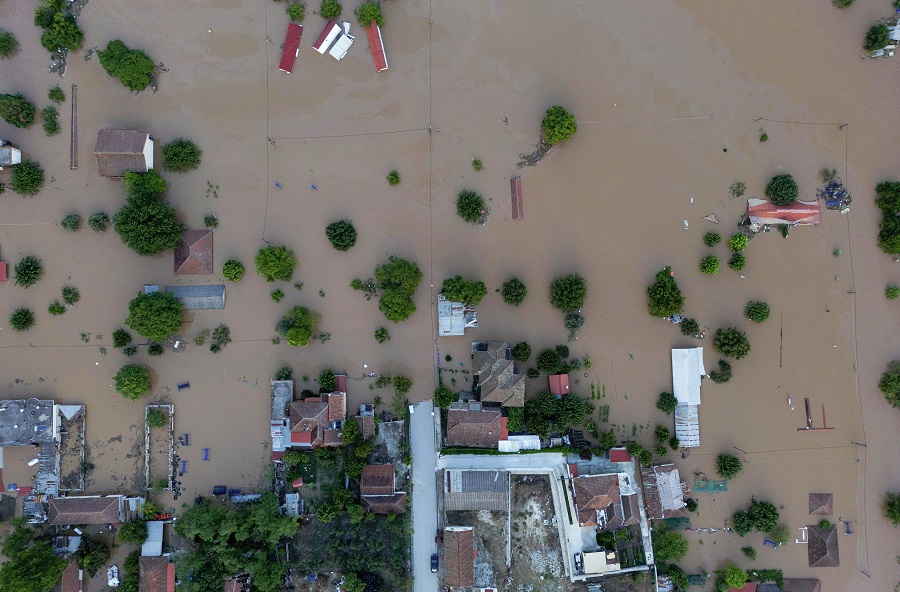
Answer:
xmin=1 ymin=1 xmax=898 ymax=590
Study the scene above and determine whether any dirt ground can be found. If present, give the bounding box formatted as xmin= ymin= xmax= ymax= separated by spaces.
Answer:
xmin=58 ymin=407 xmax=86 ymax=491
xmin=447 ymin=509 xmax=509 ymax=590
xmin=147 ymin=406 xmax=173 ymax=489
xmin=511 ymin=475 xmax=569 ymax=592
xmin=0 ymin=1 xmax=898 ymax=590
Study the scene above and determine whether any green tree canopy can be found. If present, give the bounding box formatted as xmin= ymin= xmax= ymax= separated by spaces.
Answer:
xmin=714 ymin=327 xmax=751 ymax=359
xmin=119 ymin=519 xmax=149 ymax=544
xmin=355 ymin=1 xmax=384 ymax=27
xmin=320 ymin=0 xmax=342 ymax=19
xmin=875 ymin=181 xmax=900 ymax=215
xmin=549 ymin=273 xmax=587 ymax=312
xmin=536 ymin=348 xmax=565 ymax=374
xmin=0 ymin=30 xmax=20 ymax=59
xmin=441 ymin=275 xmax=487 ymax=306
xmin=864 ymin=23 xmax=890 ymax=51
xmin=113 ymin=199 xmax=183 ymax=256
xmin=255 ymin=245 xmax=297 ymax=281
xmin=374 ymin=256 xmax=422 ymax=322
xmin=325 ymin=219 xmax=357 ymax=251
xmin=10 ymin=160 xmax=44 ymax=195
xmin=98 ymin=40 xmax=155 ymax=91
xmin=647 ymin=266 xmax=684 ymax=317
xmin=765 ymin=174 xmax=799 ymax=206
xmin=0 ymin=93 xmax=36 ymax=128
xmin=40 ymin=12 xmax=83 ymax=52
xmin=884 ymin=491 xmax=900 ymax=525
xmin=748 ymin=499 xmax=780 ymax=532
xmin=73 ymin=534 xmax=111 ymax=576
xmin=456 ymin=190 xmax=486 ymax=224
xmin=558 ymin=394 xmax=588 ymax=427
xmin=319 ymin=369 xmax=336 ymax=393
xmin=656 ymin=391 xmax=678 ymax=414
xmin=699 ymin=255 xmax=720 ymax=275
xmin=124 ymin=169 xmax=166 ymax=203
xmin=722 ymin=565 xmax=748 ymax=590
xmin=13 ymin=255 xmax=43 ymax=287
xmin=744 ymin=301 xmax=770 ymax=323
xmin=652 ymin=529 xmax=688 ymax=561
xmin=879 ymin=360 xmax=900 ymax=408
xmin=277 ymin=306 xmax=320 ymax=347
xmin=512 ymin=341 xmax=531 ymax=362
xmin=0 ymin=521 xmax=68 ymax=592
xmin=733 ymin=510 xmax=753 ymax=536
xmin=716 ymin=453 xmax=743 ymax=479
xmin=126 ymin=291 xmax=184 ymax=342
xmin=599 ymin=430 xmax=617 ymax=449
xmin=501 ymin=277 xmax=527 ymax=306
xmin=115 ymin=364 xmax=151 ymax=400
xmin=223 ymin=260 xmax=245 ymax=281
xmin=162 ymin=139 xmax=202 ymax=172
xmin=506 ymin=407 xmax=524 ymax=432
xmin=541 ymin=105 xmax=577 ymax=144
xmin=434 ymin=385 xmax=454 ymax=409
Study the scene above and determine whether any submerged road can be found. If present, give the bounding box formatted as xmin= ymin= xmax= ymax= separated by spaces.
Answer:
xmin=410 ymin=400 xmax=439 ymax=592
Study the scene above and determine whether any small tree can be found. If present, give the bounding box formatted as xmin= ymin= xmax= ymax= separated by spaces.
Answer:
xmin=886 ymin=285 xmax=900 ymax=299
xmin=733 ymin=511 xmax=753 ymax=536
xmin=728 ymin=233 xmax=749 ymax=252
xmin=393 ymin=375 xmax=412 ymax=396
xmin=679 ymin=318 xmax=699 ymax=336
xmin=654 ymin=425 xmax=670 ymax=443
xmin=256 ymin=246 xmax=296 ymax=281
xmin=124 ymin=170 xmax=167 ymax=204
xmin=387 ymin=170 xmax=400 ymax=185
xmin=112 ymin=329 xmax=133 ymax=348
xmin=456 ymin=190 xmax=486 ymax=224
xmin=0 ymin=30 xmax=19 ymax=59
xmin=98 ymin=40 xmax=155 ymax=92
xmin=374 ymin=327 xmax=389 ymax=343
xmin=512 ymin=342 xmax=531 ymax=362
xmin=832 ymin=0 xmax=856 ymax=6
xmin=472 ymin=158 xmax=483 ymax=172
xmin=721 ymin=565 xmax=748 ymax=591
xmin=125 ymin=291 xmax=184 ymax=342
xmin=222 ymin=259 xmax=245 ymax=282
xmin=728 ymin=253 xmax=746 ymax=271
xmin=744 ymin=301 xmax=770 ymax=323
xmin=599 ymin=430 xmax=617 ymax=449
xmin=287 ymin=3 xmax=305 ymax=21
xmin=766 ymin=174 xmax=799 ymax=206
xmin=506 ymin=407 xmax=524 ymax=432
xmin=699 ymin=255 xmax=720 ymax=275
xmin=565 ymin=313 xmax=584 ymax=335
xmin=355 ymin=1 xmax=384 ymax=27
xmin=716 ymin=453 xmax=743 ymax=479
xmin=276 ymin=306 xmax=319 ymax=346
xmin=729 ymin=181 xmax=747 ymax=198
xmin=320 ymin=0 xmax=342 ymax=19
xmin=709 ymin=359 xmax=732 ymax=383
xmin=204 ymin=214 xmax=218 ymax=228
xmin=48 ymin=301 xmax=65 ymax=315
xmin=442 ymin=275 xmax=487 ymax=306
xmin=714 ymin=327 xmax=751 ymax=359
xmin=769 ymin=524 xmax=790 ymax=547
xmin=41 ymin=106 xmax=60 ymax=136
xmin=118 ymin=519 xmax=148 ymax=544
xmin=884 ymin=491 xmax=900 ymax=525
xmin=0 ymin=94 xmax=36 ymax=128
xmin=13 ymin=256 xmax=43 ymax=287
xmin=536 ymin=348 xmax=565 ymax=374
xmin=9 ymin=308 xmax=35 ymax=332
xmin=319 ymin=369 xmax=336 ymax=393
xmin=647 ymin=267 xmax=684 ymax=317
xmin=275 ymin=367 xmax=292 ymax=381
xmin=741 ymin=546 xmax=757 ymax=560
xmin=549 ymin=273 xmax=586 ymax=312
xmin=48 ymin=86 xmax=65 ymax=103
xmin=434 ymin=385 xmax=454 ymax=409
xmin=878 ymin=360 xmax=900 ymax=408
xmin=501 ymin=277 xmax=527 ymax=306
xmin=161 ymin=139 xmax=202 ymax=172
xmin=115 ymin=364 xmax=151 ymax=400
xmin=10 ymin=160 xmax=45 ymax=196
xmin=62 ymin=286 xmax=79 ymax=305
xmin=325 ymin=219 xmax=357 ymax=251
xmin=652 ymin=529 xmax=688 ymax=562
xmin=656 ymin=391 xmax=678 ymax=414
xmin=864 ymin=23 xmax=890 ymax=51
xmin=374 ymin=255 xmax=422 ymax=323
xmin=88 ymin=212 xmax=110 ymax=231
xmin=147 ymin=343 xmax=164 ymax=356
xmin=60 ymin=213 xmax=81 ymax=231
xmin=703 ymin=232 xmax=721 ymax=247
xmin=541 ymin=105 xmax=577 ymax=144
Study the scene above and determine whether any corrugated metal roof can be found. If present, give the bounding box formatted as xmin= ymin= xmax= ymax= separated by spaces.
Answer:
xmin=165 ymin=285 xmax=225 ymax=310
xmin=671 ymin=348 xmax=704 ymax=406
xmin=674 ymin=404 xmax=700 ymax=447
xmin=141 ymin=521 xmax=164 ymax=556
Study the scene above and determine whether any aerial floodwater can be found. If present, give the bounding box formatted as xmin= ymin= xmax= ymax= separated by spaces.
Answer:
xmin=0 ymin=1 xmax=897 ymax=591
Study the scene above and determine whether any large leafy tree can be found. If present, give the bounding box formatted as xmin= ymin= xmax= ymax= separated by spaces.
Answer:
xmin=374 ymin=255 xmax=422 ymax=322
xmin=656 ymin=391 xmax=678 ymax=414
xmin=0 ymin=94 xmax=36 ymax=128
xmin=879 ymin=361 xmax=900 ymax=408
xmin=114 ymin=200 xmax=183 ymax=255
xmin=541 ymin=105 xmax=577 ymax=144
xmin=558 ymin=394 xmax=588 ymax=427
xmin=536 ymin=348 xmax=565 ymax=374
xmin=10 ymin=160 xmax=45 ymax=196
xmin=733 ymin=510 xmax=753 ymax=536
xmin=652 ymin=528 xmax=688 ymax=561
xmin=162 ymin=139 xmax=202 ymax=172
xmin=119 ymin=519 xmax=149 ymax=544
xmin=98 ymin=40 xmax=155 ymax=92
xmin=0 ymin=520 xmax=68 ymax=592
xmin=325 ymin=219 xmax=357 ymax=251
xmin=276 ymin=306 xmax=319 ymax=347
xmin=748 ymin=499 xmax=779 ymax=532
xmin=721 ymin=565 xmax=748 ymax=590
xmin=40 ymin=12 xmax=83 ymax=52
xmin=549 ymin=273 xmax=587 ymax=312
xmin=876 ymin=182 xmax=900 ymax=255
xmin=255 ymin=246 xmax=297 ymax=281
xmin=441 ymin=275 xmax=487 ymax=306
xmin=713 ymin=327 xmax=751 ymax=359
xmin=115 ymin=364 xmax=151 ymax=400
xmin=765 ymin=174 xmax=799 ymax=206
xmin=126 ymin=292 xmax=183 ymax=342
xmin=715 ymin=453 xmax=743 ymax=479
xmin=501 ymin=277 xmax=527 ymax=306
xmin=456 ymin=190 xmax=486 ymax=224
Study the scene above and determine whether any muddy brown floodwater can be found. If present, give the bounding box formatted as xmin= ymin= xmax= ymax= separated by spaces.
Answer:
xmin=0 ymin=1 xmax=898 ymax=590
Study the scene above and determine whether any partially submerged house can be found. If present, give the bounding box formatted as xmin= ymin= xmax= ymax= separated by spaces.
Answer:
xmin=471 ymin=341 xmax=524 ymax=407
xmin=364 ymin=21 xmax=388 ymax=72
xmin=572 ymin=473 xmax=641 ymax=531
xmin=510 ymin=177 xmax=523 ymax=219
xmin=139 ymin=556 xmax=176 ymax=592
xmin=809 ymin=493 xmax=834 ymax=516
xmin=549 ymin=374 xmax=569 ymax=397
xmin=445 ymin=403 xmax=505 ymax=448
xmin=287 ymin=379 xmax=346 ymax=448
xmin=444 ymin=470 xmax=508 ymax=511
xmin=438 ymin=294 xmax=477 ymax=336
xmin=443 ymin=526 xmax=475 ymax=588
xmin=174 ymin=230 xmax=214 ymax=275
xmin=94 ymin=130 xmax=153 ymax=177
xmin=640 ymin=464 xmax=688 ymax=520
xmin=313 ymin=20 xmax=354 ymax=60
xmin=279 ymin=23 xmax=303 ymax=73
xmin=270 ymin=380 xmax=293 ymax=462
xmin=0 ymin=140 xmax=22 ymax=170
xmin=671 ymin=348 xmax=704 ymax=448
xmin=807 ymin=524 xmax=839 ymax=567
xmin=360 ymin=464 xmax=406 ymax=514
xmin=747 ymin=198 xmax=821 ymax=226
xmin=165 ymin=285 xmax=225 ymax=310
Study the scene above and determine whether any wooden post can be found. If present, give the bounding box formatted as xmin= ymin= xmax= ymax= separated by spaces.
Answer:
xmin=70 ymin=84 xmax=78 ymax=170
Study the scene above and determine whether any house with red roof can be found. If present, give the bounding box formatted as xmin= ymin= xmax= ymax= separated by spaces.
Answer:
xmin=287 ymin=375 xmax=346 ymax=448
xmin=365 ymin=22 xmax=388 ymax=72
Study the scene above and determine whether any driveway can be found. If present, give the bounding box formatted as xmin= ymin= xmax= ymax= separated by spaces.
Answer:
xmin=410 ymin=400 xmax=439 ymax=592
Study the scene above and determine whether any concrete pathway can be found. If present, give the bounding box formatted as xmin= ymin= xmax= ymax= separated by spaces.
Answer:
xmin=410 ymin=401 xmax=439 ymax=592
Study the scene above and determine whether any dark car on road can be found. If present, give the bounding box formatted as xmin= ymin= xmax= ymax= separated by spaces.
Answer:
xmin=431 ymin=553 xmax=438 ymax=573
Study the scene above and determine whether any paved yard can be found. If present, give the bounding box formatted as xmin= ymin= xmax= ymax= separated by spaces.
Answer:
xmin=410 ymin=401 xmax=439 ymax=592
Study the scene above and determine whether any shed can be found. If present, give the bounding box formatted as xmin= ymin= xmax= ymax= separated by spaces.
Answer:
xmin=313 ymin=21 xmax=340 ymax=54
xmin=279 ymin=23 xmax=303 ymax=73
xmin=674 ymin=404 xmax=700 ymax=448
xmin=329 ymin=32 xmax=354 ymax=61
xmin=748 ymin=198 xmax=821 ymax=226
xmin=0 ymin=141 xmax=22 ymax=168
xmin=141 ymin=521 xmax=164 ymax=556
xmin=510 ymin=177 xmax=523 ymax=219
xmin=549 ymin=374 xmax=569 ymax=396
xmin=444 ymin=470 xmax=508 ymax=511
xmin=672 ymin=348 xmax=704 ymax=405
xmin=94 ymin=130 xmax=153 ymax=177
xmin=174 ymin=230 xmax=214 ymax=275
xmin=365 ymin=22 xmax=388 ymax=72
xmin=807 ymin=525 xmax=839 ymax=567
xmin=165 ymin=285 xmax=225 ymax=310
xmin=808 ymin=493 xmax=833 ymax=516
xmin=0 ymin=261 xmax=6 ymax=282
xmin=609 ymin=447 xmax=631 ymax=463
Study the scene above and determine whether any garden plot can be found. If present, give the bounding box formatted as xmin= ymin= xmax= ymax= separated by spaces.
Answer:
xmin=144 ymin=405 xmax=174 ymax=491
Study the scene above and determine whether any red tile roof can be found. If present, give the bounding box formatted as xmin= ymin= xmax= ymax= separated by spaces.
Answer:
xmin=335 ymin=374 xmax=347 ymax=393
xmin=444 ymin=528 xmax=475 ymax=587
xmin=271 ymin=451 xmax=284 ymax=461
xmin=510 ymin=177 xmax=523 ymax=219
xmin=49 ymin=496 xmax=122 ymax=525
xmin=361 ymin=464 xmax=395 ymax=496
xmin=446 ymin=408 xmax=503 ymax=448
xmin=322 ymin=429 xmax=342 ymax=446
xmin=501 ymin=416 xmax=508 ymax=440
xmin=574 ymin=474 xmax=621 ymax=527
xmin=327 ymin=392 xmax=346 ymax=423
xmin=365 ymin=22 xmax=388 ymax=72
xmin=290 ymin=430 xmax=313 ymax=445
xmin=361 ymin=492 xmax=406 ymax=514
xmin=140 ymin=557 xmax=170 ymax=592
xmin=609 ymin=447 xmax=631 ymax=463
xmin=174 ymin=230 xmax=214 ymax=275
xmin=355 ymin=415 xmax=376 ymax=439
xmin=56 ymin=560 xmax=82 ymax=592
xmin=0 ymin=261 xmax=7 ymax=282
xmin=549 ymin=374 xmax=570 ymax=396
xmin=279 ymin=23 xmax=303 ymax=73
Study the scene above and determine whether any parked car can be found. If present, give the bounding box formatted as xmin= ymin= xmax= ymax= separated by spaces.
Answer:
xmin=573 ymin=552 xmax=584 ymax=575
xmin=431 ymin=553 xmax=438 ymax=573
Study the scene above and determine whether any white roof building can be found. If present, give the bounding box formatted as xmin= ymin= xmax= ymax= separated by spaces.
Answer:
xmin=671 ymin=348 xmax=704 ymax=405
xmin=141 ymin=521 xmax=164 ymax=556
xmin=437 ymin=294 xmax=477 ymax=336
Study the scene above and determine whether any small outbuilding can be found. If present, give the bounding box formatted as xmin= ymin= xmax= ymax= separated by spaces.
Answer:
xmin=279 ymin=23 xmax=303 ymax=73
xmin=0 ymin=140 xmax=22 ymax=169
xmin=365 ymin=22 xmax=388 ymax=72
xmin=809 ymin=493 xmax=834 ymax=516
xmin=174 ymin=230 xmax=214 ymax=275
xmin=549 ymin=374 xmax=569 ymax=396
xmin=94 ymin=130 xmax=153 ymax=177
xmin=166 ymin=285 xmax=225 ymax=310
xmin=443 ymin=527 xmax=475 ymax=588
